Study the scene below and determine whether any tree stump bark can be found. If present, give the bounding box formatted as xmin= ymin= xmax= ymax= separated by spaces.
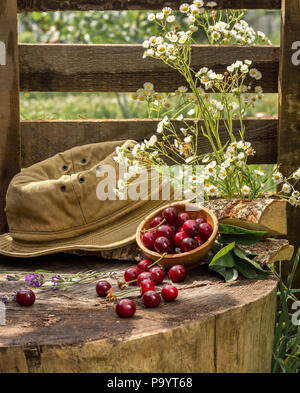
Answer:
xmin=0 ymin=253 xmax=277 ymax=373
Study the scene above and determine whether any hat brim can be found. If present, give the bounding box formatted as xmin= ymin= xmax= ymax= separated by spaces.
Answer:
xmin=0 ymin=199 xmax=170 ymax=258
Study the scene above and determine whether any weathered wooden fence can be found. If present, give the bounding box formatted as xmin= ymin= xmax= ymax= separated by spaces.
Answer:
xmin=0 ymin=1 xmax=299 ymax=270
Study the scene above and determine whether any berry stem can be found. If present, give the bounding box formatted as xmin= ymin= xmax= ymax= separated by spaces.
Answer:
xmin=143 ymin=218 xmax=166 ymax=233
xmin=148 ymin=253 xmax=167 ymax=268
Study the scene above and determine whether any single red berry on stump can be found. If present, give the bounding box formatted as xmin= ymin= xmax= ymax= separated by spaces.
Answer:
xmin=16 ymin=289 xmax=35 ymax=306
xmin=162 ymin=207 xmax=178 ymax=225
xmin=137 ymin=271 xmax=155 ymax=286
xmin=161 ymin=285 xmax=178 ymax=302
xmin=196 ymin=217 xmax=206 ymax=226
xmin=142 ymin=290 xmax=161 ymax=308
xmin=137 ymin=259 xmax=152 ymax=272
xmin=116 ymin=299 xmax=136 ymax=318
xmin=182 ymin=220 xmax=199 ymax=237
xmin=124 ymin=266 xmax=140 ymax=285
xmin=168 ymin=265 xmax=187 ymax=283
xmin=149 ymin=266 xmax=165 ymax=284
xmin=154 ymin=236 xmax=173 ymax=254
xmin=156 ymin=224 xmax=174 ymax=241
xmin=174 ymin=231 xmax=187 ymax=247
xmin=96 ymin=280 xmax=112 ymax=297
xmin=142 ymin=232 xmax=155 ymax=250
xmin=199 ymin=223 xmax=213 ymax=241
xmin=176 ymin=212 xmax=191 ymax=227
xmin=140 ymin=279 xmax=155 ymax=295
xmin=151 ymin=216 xmax=164 ymax=228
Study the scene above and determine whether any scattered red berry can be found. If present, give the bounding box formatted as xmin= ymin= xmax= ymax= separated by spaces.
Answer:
xmin=149 ymin=266 xmax=165 ymax=284
xmin=154 ymin=236 xmax=173 ymax=254
xmin=137 ymin=259 xmax=152 ymax=272
xmin=142 ymin=290 xmax=161 ymax=308
xmin=176 ymin=212 xmax=191 ymax=227
xmin=116 ymin=299 xmax=136 ymax=318
xmin=142 ymin=231 xmax=155 ymax=250
xmin=137 ymin=271 xmax=155 ymax=286
xmin=168 ymin=265 xmax=187 ymax=283
xmin=181 ymin=237 xmax=198 ymax=252
xmin=162 ymin=207 xmax=178 ymax=225
xmin=156 ymin=224 xmax=174 ymax=241
xmin=151 ymin=216 xmax=164 ymax=228
xmin=161 ymin=285 xmax=178 ymax=302
xmin=182 ymin=220 xmax=199 ymax=237
xmin=16 ymin=289 xmax=35 ymax=306
xmin=174 ymin=231 xmax=187 ymax=247
xmin=140 ymin=279 xmax=155 ymax=295
xmin=124 ymin=266 xmax=140 ymax=286
xmin=96 ymin=280 xmax=112 ymax=297
xmin=194 ymin=236 xmax=204 ymax=247
xmin=199 ymin=223 xmax=213 ymax=241
xmin=196 ymin=217 xmax=206 ymax=226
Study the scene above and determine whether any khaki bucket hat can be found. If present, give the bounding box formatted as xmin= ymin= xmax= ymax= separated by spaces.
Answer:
xmin=0 ymin=140 xmax=173 ymax=258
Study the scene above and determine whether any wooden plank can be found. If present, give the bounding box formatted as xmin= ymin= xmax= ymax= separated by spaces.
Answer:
xmin=17 ymin=0 xmax=282 ymax=12
xmin=278 ymin=0 xmax=300 ymax=284
xmin=19 ymin=44 xmax=280 ymax=93
xmin=20 ymin=118 xmax=278 ymax=167
xmin=0 ymin=1 xmax=21 ymax=234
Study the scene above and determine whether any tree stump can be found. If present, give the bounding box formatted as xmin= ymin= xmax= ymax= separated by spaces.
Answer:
xmin=0 ymin=252 xmax=277 ymax=373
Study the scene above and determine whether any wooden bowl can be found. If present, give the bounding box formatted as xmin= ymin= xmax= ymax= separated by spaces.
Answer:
xmin=136 ymin=201 xmax=219 ymax=270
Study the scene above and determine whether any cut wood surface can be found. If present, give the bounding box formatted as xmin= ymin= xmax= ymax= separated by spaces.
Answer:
xmin=19 ymin=44 xmax=279 ymax=92
xmin=0 ymin=1 xmax=21 ymax=234
xmin=204 ymin=198 xmax=287 ymax=236
xmin=17 ymin=0 xmax=282 ymax=12
xmin=20 ymin=118 xmax=278 ymax=167
xmin=0 ymin=253 xmax=277 ymax=373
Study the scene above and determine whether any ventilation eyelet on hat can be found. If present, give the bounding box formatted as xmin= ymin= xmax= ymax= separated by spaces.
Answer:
xmin=81 ymin=158 xmax=87 ymax=164
xmin=79 ymin=176 xmax=85 ymax=183
xmin=62 ymin=165 xmax=68 ymax=171
xmin=60 ymin=185 xmax=66 ymax=192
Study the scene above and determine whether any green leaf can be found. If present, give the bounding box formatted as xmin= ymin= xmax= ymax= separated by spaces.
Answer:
xmin=34 ymin=269 xmax=53 ymax=274
xmin=219 ymin=224 xmax=266 ymax=237
xmin=233 ymin=246 xmax=268 ymax=272
xmin=234 ymin=257 xmax=270 ymax=279
xmin=209 ymin=242 xmax=236 ymax=268
xmin=209 ymin=265 xmax=239 ymax=283
xmin=218 ymin=224 xmax=266 ymax=245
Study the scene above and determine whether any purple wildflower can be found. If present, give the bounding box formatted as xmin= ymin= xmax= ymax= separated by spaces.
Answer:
xmin=1 ymin=295 xmax=9 ymax=303
xmin=25 ymin=273 xmax=44 ymax=288
xmin=10 ymin=291 xmax=17 ymax=301
xmin=51 ymin=275 xmax=64 ymax=290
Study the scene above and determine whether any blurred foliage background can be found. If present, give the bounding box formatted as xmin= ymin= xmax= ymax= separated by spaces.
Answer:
xmin=18 ymin=10 xmax=281 ymax=120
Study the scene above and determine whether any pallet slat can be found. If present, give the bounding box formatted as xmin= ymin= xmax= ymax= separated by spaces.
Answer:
xmin=19 ymin=44 xmax=279 ymax=93
xmin=21 ymin=118 xmax=278 ymax=167
xmin=17 ymin=0 xmax=281 ymax=12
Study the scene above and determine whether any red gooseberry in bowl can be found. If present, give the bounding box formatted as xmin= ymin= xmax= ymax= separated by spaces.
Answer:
xmin=149 ymin=266 xmax=165 ymax=284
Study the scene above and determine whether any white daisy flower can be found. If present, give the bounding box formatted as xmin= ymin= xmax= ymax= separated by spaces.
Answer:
xmin=206 ymin=184 xmax=218 ymax=196
xmin=254 ymin=170 xmax=264 ymax=176
xmin=117 ymin=179 xmax=126 ymax=190
xmin=184 ymin=136 xmax=192 ymax=143
xmin=282 ymin=183 xmax=291 ymax=194
xmin=157 ymin=44 xmax=167 ymax=54
xmin=156 ymin=12 xmax=164 ymax=20
xmin=167 ymin=15 xmax=176 ymax=23
xmin=272 ymin=171 xmax=283 ymax=183
xmin=176 ymin=114 xmax=184 ymax=121
xmin=187 ymin=109 xmax=195 ymax=116
xmin=207 ymin=1 xmax=217 ymax=7
xmin=219 ymin=168 xmax=227 ymax=179
xmin=240 ymin=64 xmax=249 ymax=73
xmin=162 ymin=7 xmax=172 ymax=15
xmin=147 ymin=13 xmax=156 ymax=21
xmin=180 ymin=3 xmax=190 ymax=13
xmin=227 ymin=65 xmax=234 ymax=73
xmin=238 ymin=152 xmax=245 ymax=161
xmin=288 ymin=197 xmax=297 ymax=206
xmin=177 ymin=86 xmax=188 ymax=93
xmin=143 ymin=82 xmax=154 ymax=91
xmin=190 ymin=5 xmax=200 ymax=15
xmin=292 ymin=191 xmax=300 ymax=197
xmin=244 ymin=59 xmax=252 ymax=65
xmin=193 ymin=0 xmax=204 ymax=6
xmin=148 ymin=135 xmax=157 ymax=147
xmin=241 ymin=185 xmax=250 ymax=195
xmin=292 ymin=168 xmax=300 ymax=180
xmin=249 ymin=68 xmax=258 ymax=78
